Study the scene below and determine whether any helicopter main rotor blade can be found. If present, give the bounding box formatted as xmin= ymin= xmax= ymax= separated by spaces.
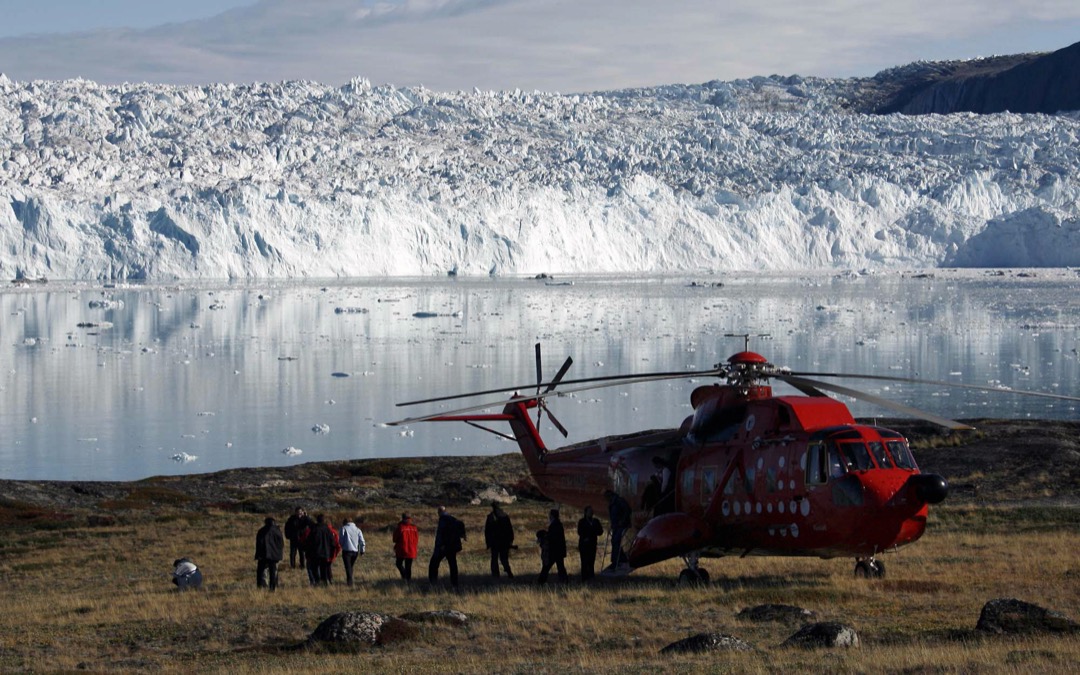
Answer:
xmin=788 ymin=370 xmax=1080 ymax=403
xmin=396 ymin=366 xmax=720 ymax=407
xmin=389 ymin=370 xmax=720 ymax=426
xmin=777 ymin=374 xmax=975 ymax=431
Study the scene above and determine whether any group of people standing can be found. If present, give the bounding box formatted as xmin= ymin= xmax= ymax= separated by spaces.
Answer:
xmin=253 ymin=509 xmax=367 ymax=591
xmin=252 ymin=491 xmax=635 ymax=591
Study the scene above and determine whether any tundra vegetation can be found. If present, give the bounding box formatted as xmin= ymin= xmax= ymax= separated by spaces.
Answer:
xmin=0 ymin=421 xmax=1077 ymax=673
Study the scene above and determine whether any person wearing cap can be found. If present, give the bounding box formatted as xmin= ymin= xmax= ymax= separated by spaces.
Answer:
xmin=392 ymin=512 xmax=419 ymax=581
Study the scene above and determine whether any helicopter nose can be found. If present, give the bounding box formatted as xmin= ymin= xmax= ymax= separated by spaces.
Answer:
xmin=908 ymin=473 xmax=949 ymax=505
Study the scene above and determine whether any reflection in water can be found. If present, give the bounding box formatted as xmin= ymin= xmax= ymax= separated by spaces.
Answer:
xmin=0 ymin=272 xmax=1077 ymax=481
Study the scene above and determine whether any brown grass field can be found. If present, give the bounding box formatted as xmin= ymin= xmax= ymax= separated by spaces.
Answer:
xmin=0 ymin=493 xmax=1077 ymax=673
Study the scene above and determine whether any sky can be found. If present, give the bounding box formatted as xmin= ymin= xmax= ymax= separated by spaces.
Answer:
xmin=0 ymin=0 xmax=1078 ymax=92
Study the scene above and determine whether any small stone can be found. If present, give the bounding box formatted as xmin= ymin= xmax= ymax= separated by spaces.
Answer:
xmin=783 ymin=622 xmax=860 ymax=649
xmin=660 ymin=632 xmax=753 ymax=654
xmin=737 ymin=603 xmax=816 ymax=625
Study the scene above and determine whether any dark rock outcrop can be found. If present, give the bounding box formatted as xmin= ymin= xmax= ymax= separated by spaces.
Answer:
xmin=660 ymin=632 xmax=754 ymax=654
xmin=782 ymin=622 xmax=860 ymax=649
xmin=874 ymin=41 xmax=1080 ymax=115
xmin=737 ymin=603 xmax=816 ymax=625
xmin=308 ymin=611 xmax=419 ymax=648
xmin=976 ymin=598 xmax=1080 ymax=635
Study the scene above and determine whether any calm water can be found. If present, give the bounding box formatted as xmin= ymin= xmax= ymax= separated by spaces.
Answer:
xmin=2 ymin=271 xmax=1078 ymax=481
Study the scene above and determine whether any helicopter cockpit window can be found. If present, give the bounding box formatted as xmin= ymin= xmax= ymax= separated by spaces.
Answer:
xmin=886 ymin=440 xmax=917 ymax=470
xmin=868 ymin=441 xmax=893 ymax=468
xmin=838 ymin=442 xmax=873 ymax=471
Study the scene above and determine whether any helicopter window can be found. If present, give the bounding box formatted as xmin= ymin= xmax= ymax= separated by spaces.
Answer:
xmin=693 ymin=404 xmax=748 ymax=444
xmin=743 ymin=467 xmax=756 ymax=493
xmin=868 ymin=442 xmax=893 ymax=468
xmin=682 ymin=469 xmax=695 ymax=496
xmin=724 ymin=468 xmax=741 ymax=495
xmin=702 ymin=468 xmax=716 ymax=497
xmin=886 ymin=440 xmax=917 ymax=470
xmin=839 ymin=442 xmax=873 ymax=471
xmin=767 ymin=467 xmax=779 ymax=492
xmin=806 ymin=443 xmax=827 ymax=485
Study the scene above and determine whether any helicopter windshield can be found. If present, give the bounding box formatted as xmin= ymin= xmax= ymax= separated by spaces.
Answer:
xmin=885 ymin=439 xmax=917 ymax=470
xmin=867 ymin=441 xmax=893 ymax=468
xmin=836 ymin=441 xmax=874 ymax=472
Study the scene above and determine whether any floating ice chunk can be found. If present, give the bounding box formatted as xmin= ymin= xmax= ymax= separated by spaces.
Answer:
xmin=334 ymin=307 xmax=369 ymax=314
xmin=171 ymin=452 xmax=198 ymax=463
xmin=88 ymin=299 xmax=124 ymax=310
xmin=331 ymin=372 xmax=350 ymax=378
xmin=196 ymin=411 xmax=216 ymax=417
xmin=282 ymin=446 xmax=303 ymax=456
xmin=399 ymin=429 xmax=415 ymax=437
xmin=312 ymin=423 xmax=330 ymax=434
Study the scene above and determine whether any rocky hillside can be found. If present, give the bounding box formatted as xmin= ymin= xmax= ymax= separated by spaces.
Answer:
xmin=865 ymin=40 xmax=1080 ymax=115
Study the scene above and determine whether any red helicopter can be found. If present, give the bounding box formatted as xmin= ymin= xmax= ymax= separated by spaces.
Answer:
xmin=391 ymin=337 xmax=1079 ymax=582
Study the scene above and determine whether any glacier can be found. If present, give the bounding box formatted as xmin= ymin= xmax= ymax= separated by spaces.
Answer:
xmin=1 ymin=71 xmax=1079 ymax=280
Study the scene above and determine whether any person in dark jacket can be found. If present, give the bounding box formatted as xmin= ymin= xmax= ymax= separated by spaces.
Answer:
xmin=537 ymin=508 xmax=568 ymax=584
xmin=605 ymin=489 xmax=632 ymax=569
xmin=484 ymin=503 xmax=515 ymax=578
xmin=283 ymin=507 xmax=312 ymax=569
xmin=577 ymin=506 xmax=604 ymax=581
xmin=305 ymin=514 xmax=341 ymax=586
xmin=255 ymin=516 xmax=285 ymax=591
xmin=428 ymin=505 xmax=466 ymax=588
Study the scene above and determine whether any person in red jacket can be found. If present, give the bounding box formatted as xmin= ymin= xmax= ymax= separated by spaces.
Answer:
xmin=392 ymin=512 xmax=419 ymax=581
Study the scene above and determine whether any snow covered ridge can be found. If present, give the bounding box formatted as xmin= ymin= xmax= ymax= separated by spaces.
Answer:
xmin=1 ymin=73 xmax=1079 ymax=279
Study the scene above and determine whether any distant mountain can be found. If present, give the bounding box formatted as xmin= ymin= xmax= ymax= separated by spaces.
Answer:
xmin=864 ymin=41 xmax=1080 ymax=115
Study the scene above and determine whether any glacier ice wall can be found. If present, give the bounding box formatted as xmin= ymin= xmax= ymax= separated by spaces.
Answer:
xmin=1 ymin=74 xmax=1079 ymax=280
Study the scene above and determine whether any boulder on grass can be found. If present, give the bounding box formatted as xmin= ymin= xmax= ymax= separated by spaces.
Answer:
xmin=782 ymin=622 xmax=860 ymax=649
xmin=660 ymin=633 xmax=754 ymax=654
xmin=737 ymin=604 xmax=816 ymax=625
xmin=976 ymin=598 xmax=1080 ymax=635
xmin=308 ymin=611 xmax=418 ymax=649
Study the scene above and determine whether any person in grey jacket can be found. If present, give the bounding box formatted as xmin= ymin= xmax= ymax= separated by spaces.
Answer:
xmin=339 ymin=516 xmax=366 ymax=587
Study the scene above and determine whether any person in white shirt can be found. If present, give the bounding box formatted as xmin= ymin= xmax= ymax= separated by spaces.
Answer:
xmin=339 ymin=516 xmax=366 ymax=587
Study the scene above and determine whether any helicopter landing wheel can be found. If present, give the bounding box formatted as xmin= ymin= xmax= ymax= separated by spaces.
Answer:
xmin=677 ymin=567 xmax=710 ymax=585
xmin=854 ymin=558 xmax=885 ymax=579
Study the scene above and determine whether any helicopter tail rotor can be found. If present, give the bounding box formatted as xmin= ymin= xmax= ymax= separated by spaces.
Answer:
xmin=534 ymin=344 xmax=572 ymax=437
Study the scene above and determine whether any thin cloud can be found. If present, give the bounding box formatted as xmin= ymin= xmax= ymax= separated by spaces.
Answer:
xmin=0 ymin=0 xmax=1077 ymax=91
